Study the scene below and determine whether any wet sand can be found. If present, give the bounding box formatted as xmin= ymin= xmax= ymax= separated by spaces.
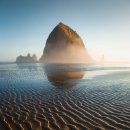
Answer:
xmin=0 ymin=63 xmax=130 ymax=130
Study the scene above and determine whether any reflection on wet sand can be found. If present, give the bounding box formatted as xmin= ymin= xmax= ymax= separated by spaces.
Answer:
xmin=17 ymin=63 xmax=38 ymax=71
xmin=44 ymin=64 xmax=85 ymax=88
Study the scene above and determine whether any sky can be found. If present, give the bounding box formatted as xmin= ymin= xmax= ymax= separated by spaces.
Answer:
xmin=0 ymin=0 xmax=130 ymax=62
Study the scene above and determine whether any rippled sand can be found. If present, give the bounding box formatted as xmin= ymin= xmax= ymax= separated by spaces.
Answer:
xmin=0 ymin=63 xmax=130 ymax=130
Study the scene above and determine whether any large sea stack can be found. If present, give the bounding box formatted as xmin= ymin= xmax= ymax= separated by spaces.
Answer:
xmin=40 ymin=22 xmax=93 ymax=63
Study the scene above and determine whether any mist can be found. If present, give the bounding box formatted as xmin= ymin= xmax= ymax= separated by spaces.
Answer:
xmin=41 ymin=41 xmax=94 ymax=64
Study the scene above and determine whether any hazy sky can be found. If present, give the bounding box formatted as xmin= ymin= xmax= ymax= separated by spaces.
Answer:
xmin=0 ymin=0 xmax=130 ymax=62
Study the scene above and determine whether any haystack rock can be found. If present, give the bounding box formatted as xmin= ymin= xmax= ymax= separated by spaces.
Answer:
xmin=40 ymin=22 xmax=93 ymax=63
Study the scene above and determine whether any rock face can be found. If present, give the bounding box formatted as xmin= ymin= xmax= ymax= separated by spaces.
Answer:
xmin=40 ymin=22 xmax=93 ymax=63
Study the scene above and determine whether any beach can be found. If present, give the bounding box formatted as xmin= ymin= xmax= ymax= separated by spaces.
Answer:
xmin=0 ymin=63 xmax=130 ymax=130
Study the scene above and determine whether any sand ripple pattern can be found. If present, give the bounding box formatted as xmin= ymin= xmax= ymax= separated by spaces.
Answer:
xmin=0 ymin=64 xmax=130 ymax=130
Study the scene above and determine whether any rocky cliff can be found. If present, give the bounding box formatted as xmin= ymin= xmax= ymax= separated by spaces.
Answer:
xmin=40 ymin=22 xmax=93 ymax=63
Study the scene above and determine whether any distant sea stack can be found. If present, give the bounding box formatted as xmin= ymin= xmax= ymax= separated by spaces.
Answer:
xmin=40 ymin=22 xmax=93 ymax=63
xmin=16 ymin=53 xmax=37 ymax=63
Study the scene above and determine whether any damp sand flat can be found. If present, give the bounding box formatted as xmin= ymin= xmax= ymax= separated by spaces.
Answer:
xmin=0 ymin=64 xmax=130 ymax=130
